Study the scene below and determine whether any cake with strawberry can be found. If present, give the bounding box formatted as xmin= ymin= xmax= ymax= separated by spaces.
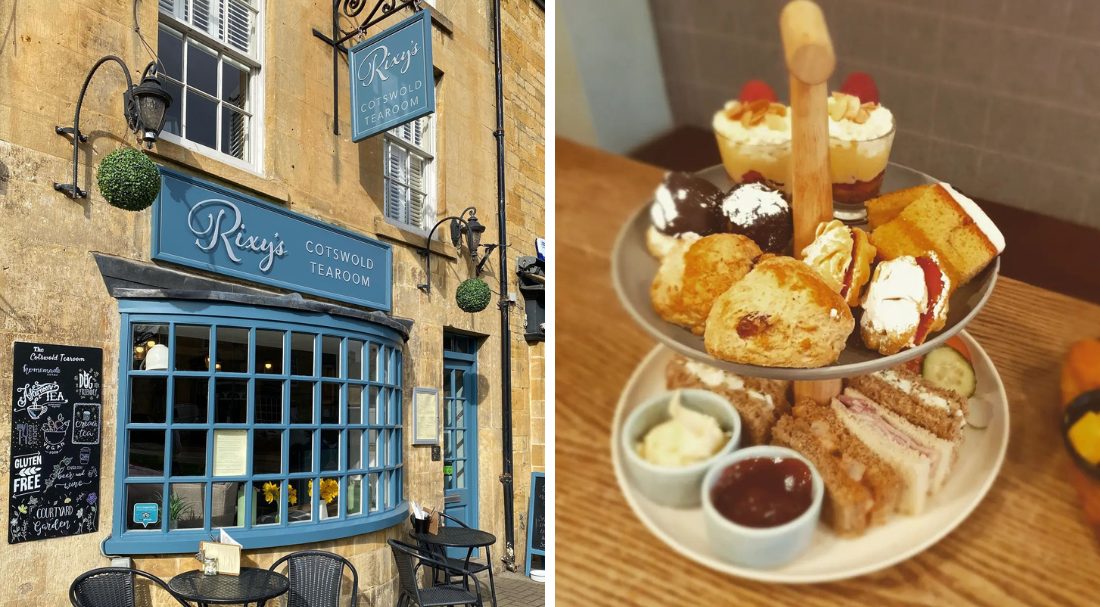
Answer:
xmin=829 ymin=73 xmax=896 ymax=212
xmin=712 ymin=80 xmax=792 ymax=192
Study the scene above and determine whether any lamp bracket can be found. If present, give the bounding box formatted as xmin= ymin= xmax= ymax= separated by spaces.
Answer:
xmin=313 ymin=0 xmax=424 ymax=135
xmin=475 ymin=244 xmax=498 ymax=276
xmin=54 ymin=126 xmax=88 ymax=143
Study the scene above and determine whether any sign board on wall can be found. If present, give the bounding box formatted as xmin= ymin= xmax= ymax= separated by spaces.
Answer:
xmin=9 ymin=342 xmax=102 ymax=544
xmin=349 ymin=10 xmax=435 ymax=142
xmin=152 ymin=168 xmax=394 ymax=311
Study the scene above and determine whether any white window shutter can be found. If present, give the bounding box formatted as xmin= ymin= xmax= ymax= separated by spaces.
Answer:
xmin=409 ymin=156 xmax=425 ymax=229
xmin=226 ymin=0 xmax=253 ymax=54
xmin=385 ymin=143 xmax=409 ymax=224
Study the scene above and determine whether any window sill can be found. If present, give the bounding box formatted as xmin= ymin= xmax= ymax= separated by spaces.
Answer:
xmin=426 ymin=6 xmax=454 ymax=36
xmin=103 ymin=505 xmax=407 ymax=555
xmin=374 ymin=216 xmax=459 ymax=260
xmin=148 ymin=139 xmax=290 ymax=206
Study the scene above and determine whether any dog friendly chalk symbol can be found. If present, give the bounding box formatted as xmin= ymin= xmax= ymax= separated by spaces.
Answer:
xmin=133 ymin=503 xmax=159 ymax=528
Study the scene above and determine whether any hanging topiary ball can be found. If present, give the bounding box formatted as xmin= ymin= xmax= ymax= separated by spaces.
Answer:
xmin=96 ymin=147 xmax=161 ymax=211
xmin=456 ymin=278 xmax=492 ymax=313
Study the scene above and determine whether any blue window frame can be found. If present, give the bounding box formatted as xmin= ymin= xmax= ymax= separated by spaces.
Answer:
xmin=104 ymin=299 xmax=405 ymax=555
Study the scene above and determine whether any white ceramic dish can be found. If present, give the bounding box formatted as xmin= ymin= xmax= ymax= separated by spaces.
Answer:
xmin=610 ymin=330 xmax=1009 ymax=584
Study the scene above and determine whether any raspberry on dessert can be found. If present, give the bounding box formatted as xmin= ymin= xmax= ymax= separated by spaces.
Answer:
xmin=739 ymin=80 xmax=778 ymax=103
xmin=839 ymin=72 xmax=880 ymax=104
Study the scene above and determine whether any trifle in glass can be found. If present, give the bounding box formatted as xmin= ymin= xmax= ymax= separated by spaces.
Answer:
xmin=713 ymin=99 xmax=792 ymax=193
xmin=826 ymin=92 xmax=896 ymax=223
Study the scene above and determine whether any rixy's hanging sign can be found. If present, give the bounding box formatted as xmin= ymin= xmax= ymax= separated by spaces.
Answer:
xmin=349 ymin=9 xmax=435 ymax=142
xmin=152 ymin=168 xmax=393 ymax=311
xmin=9 ymin=342 xmax=103 ymax=544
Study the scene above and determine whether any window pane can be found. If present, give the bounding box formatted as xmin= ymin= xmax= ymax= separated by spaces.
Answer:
xmin=211 ymin=482 xmax=242 ymax=528
xmin=169 ymin=483 xmax=204 ymax=529
xmin=288 ymin=478 xmax=311 ymax=522
xmin=320 ymin=383 xmax=340 ymax=424
xmin=131 ymin=377 xmax=167 ymax=422
xmin=129 ymin=430 xmax=165 ymax=476
xmin=389 ymin=388 xmax=400 ymax=424
xmin=348 ymin=340 xmax=363 ymax=380
xmin=255 ymin=379 xmax=282 ymax=424
xmin=348 ymin=385 xmax=363 ymax=424
xmin=132 ymin=324 xmax=169 ymax=370
xmin=175 ymin=325 xmax=210 ymax=371
xmin=289 ymin=430 xmax=313 ymax=473
xmin=368 ymin=473 xmax=380 ymax=512
xmin=255 ymin=330 xmax=282 ymax=375
xmin=126 ymin=484 xmax=162 ymax=530
xmin=185 ymin=90 xmax=217 ymax=149
xmin=163 ymin=80 xmax=183 ymax=136
xmin=216 ymin=327 xmax=249 ymax=373
xmin=214 ymin=378 xmax=247 ymax=423
xmin=321 ymin=336 xmax=340 ymax=378
xmin=291 ymin=333 xmax=314 ymax=375
xmin=368 ymin=386 xmax=379 ymax=425
xmin=455 ymin=429 xmax=466 ymax=459
xmin=253 ymin=480 xmax=281 ymax=525
xmin=367 ymin=429 xmax=379 ymax=468
xmin=158 ymin=27 xmax=183 ymax=81
xmin=320 ymin=430 xmax=340 ymax=472
xmin=289 ymin=381 xmax=313 ymax=423
xmin=347 ymin=475 xmax=362 ymax=516
xmin=186 ymin=41 xmax=218 ymax=96
xmin=221 ymin=106 xmax=248 ymax=160
xmin=171 ymin=430 xmax=207 ymax=476
xmin=253 ymin=429 xmax=281 ymax=474
xmin=386 ymin=471 xmax=396 ymax=508
xmin=368 ymin=343 xmax=379 ymax=381
xmin=221 ymin=59 xmax=247 ymax=107
xmin=318 ymin=476 xmax=340 ymax=519
xmin=348 ymin=429 xmax=363 ymax=470
xmin=174 ymin=377 xmax=208 ymax=423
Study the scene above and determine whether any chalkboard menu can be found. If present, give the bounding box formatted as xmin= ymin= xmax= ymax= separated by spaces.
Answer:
xmin=9 ymin=342 xmax=102 ymax=544
xmin=529 ymin=472 xmax=545 ymax=552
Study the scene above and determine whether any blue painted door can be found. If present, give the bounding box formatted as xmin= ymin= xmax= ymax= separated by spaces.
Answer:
xmin=443 ymin=336 xmax=478 ymax=558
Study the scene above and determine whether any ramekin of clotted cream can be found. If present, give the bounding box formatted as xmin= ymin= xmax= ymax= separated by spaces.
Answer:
xmin=620 ymin=389 xmax=741 ymax=508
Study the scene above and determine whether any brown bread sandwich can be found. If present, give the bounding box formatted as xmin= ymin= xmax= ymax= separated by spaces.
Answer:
xmin=847 ymin=368 xmax=968 ymax=443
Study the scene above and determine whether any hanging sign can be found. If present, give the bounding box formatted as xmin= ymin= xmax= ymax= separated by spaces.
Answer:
xmin=9 ymin=342 xmax=102 ymax=544
xmin=349 ymin=10 xmax=435 ymax=142
xmin=152 ymin=168 xmax=393 ymax=311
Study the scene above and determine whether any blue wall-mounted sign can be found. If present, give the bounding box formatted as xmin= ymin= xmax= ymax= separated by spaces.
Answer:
xmin=151 ymin=168 xmax=393 ymax=311
xmin=349 ymin=10 xmax=435 ymax=142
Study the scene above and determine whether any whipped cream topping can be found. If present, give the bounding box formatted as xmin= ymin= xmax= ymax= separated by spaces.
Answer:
xmin=828 ymin=100 xmax=894 ymax=141
xmin=939 ymin=182 xmax=1006 ymax=254
xmin=636 ymin=391 xmax=728 ymax=467
xmin=876 ymin=370 xmax=952 ymax=412
xmin=861 ymin=257 xmax=927 ymax=344
xmin=712 ymin=102 xmax=791 ymax=146
xmin=719 ymin=183 xmax=789 ymax=228
xmin=683 ymin=360 xmax=774 ymax=409
xmin=800 ymin=220 xmax=853 ymax=293
xmin=650 ymin=179 xmax=680 ymax=231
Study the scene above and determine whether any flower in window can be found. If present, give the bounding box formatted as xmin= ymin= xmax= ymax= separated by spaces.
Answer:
xmin=307 ymin=479 xmax=340 ymax=504
xmin=262 ymin=482 xmax=280 ymax=504
xmin=287 ymin=484 xmax=298 ymax=506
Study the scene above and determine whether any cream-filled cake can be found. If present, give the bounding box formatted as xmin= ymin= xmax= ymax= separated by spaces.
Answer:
xmin=712 ymin=81 xmax=792 ymax=192
xmin=827 ymin=91 xmax=896 ymax=207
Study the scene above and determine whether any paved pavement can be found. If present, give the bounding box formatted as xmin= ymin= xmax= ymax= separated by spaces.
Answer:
xmin=491 ymin=571 xmax=545 ymax=606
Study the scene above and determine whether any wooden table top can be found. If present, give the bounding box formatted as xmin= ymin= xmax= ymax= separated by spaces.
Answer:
xmin=555 ymin=138 xmax=1100 ymax=606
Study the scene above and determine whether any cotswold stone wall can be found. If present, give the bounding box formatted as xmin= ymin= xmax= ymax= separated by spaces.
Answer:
xmin=0 ymin=0 xmax=543 ymax=604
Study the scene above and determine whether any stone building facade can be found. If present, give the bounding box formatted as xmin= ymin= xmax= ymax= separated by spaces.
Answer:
xmin=0 ymin=0 xmax=544 ymax=605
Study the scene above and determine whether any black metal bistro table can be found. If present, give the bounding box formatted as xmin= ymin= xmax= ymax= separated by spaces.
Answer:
xmin=168 ymin=567 xmax=288 ymax=606
xmin=412 ymin=527 xmax=498 ymax=607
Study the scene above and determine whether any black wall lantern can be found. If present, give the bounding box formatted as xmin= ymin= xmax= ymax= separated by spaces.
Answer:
xmin=54 ymin=57 xmax=172 ymax=199
xmin=418 ymin=206 xmax=498 ymax=293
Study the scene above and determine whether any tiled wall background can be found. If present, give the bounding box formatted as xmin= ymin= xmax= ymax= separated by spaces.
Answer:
xmin=649 ymin=0 xmax=1100 ymax=228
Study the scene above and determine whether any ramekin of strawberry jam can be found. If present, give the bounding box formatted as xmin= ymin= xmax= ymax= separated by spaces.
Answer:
xmin=701 ymin=446 xmax=823 ymax=568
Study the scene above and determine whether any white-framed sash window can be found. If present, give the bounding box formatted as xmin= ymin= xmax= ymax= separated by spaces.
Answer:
xmin=383 ymin=116 xmax=436 ymax=234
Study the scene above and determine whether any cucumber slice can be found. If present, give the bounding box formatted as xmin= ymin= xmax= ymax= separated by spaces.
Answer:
xmin=922 ymin=346 xmax=977 ymax=398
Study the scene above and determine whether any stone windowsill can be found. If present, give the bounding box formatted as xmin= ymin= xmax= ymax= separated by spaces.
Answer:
xmin=373 ymin=216 xmax=459 ymax=259
xmin=147 ymin=140 xmax=291 ymax=205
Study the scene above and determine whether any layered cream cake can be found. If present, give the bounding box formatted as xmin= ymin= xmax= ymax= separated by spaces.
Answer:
xmin=827 ymin=92 xmax=896 ymax=205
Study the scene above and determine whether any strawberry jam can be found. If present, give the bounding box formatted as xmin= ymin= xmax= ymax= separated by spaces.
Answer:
xmin=913 ymin=255 xmax=946 ymax=344
xmin=710 ymin=457 xmax=814 ymax=528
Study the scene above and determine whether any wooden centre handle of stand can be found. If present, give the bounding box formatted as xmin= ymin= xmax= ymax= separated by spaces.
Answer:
xmin=780 ymin=0 xmax=835 ymax=255
xmin=782 ymin=1 xmax=842 ymax=404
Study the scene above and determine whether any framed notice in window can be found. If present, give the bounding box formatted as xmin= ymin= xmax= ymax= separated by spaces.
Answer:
xmin=412 ymin=387 xmax=439 ymax=446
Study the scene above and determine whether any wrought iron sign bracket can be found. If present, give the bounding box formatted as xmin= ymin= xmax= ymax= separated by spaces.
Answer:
xmin=312 ymin=0 xmax=424 ymax=136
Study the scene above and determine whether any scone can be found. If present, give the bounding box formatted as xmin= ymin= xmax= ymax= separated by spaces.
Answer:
xmin=646 ymin=172 xmax=728 ymax=258
xmin=704 ymin=256 xmax=854 ymax=367
xmin=651 ymin=234 xmax=762 ymax=335
xmin=800 ymin=220 xmax=876 ymax=307
xmin=665 ymin=355 xmax=790 ymax=445
xmin=860 ymin=253 xmax=951 ymax=355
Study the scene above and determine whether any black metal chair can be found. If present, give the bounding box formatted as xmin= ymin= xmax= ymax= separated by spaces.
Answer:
xmin=389 ymin=540 xmax=483 ymax=607
xmin=424 ymin=513 xmax=492 ymax=589
xmin=69 ymin=567 xmax=191 ymax=607
xmin=262 ymin=549 xmax=359 ymax=607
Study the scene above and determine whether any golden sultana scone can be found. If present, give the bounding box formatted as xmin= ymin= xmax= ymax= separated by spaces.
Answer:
xmin=704 ymin=256 xmax=855 ymax=367
xmin=650 ymin=234 xmax=762 ymax=335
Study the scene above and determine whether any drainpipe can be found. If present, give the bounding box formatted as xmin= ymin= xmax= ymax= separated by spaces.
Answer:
xmin=492 ymin=0 xmax=517 ymax=573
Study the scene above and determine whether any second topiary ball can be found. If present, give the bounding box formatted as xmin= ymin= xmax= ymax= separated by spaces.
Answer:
xmin=96 ymin=147 xmax=161 ymax=211
xmin=456 ymin=278 xmax=492 ymax=313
